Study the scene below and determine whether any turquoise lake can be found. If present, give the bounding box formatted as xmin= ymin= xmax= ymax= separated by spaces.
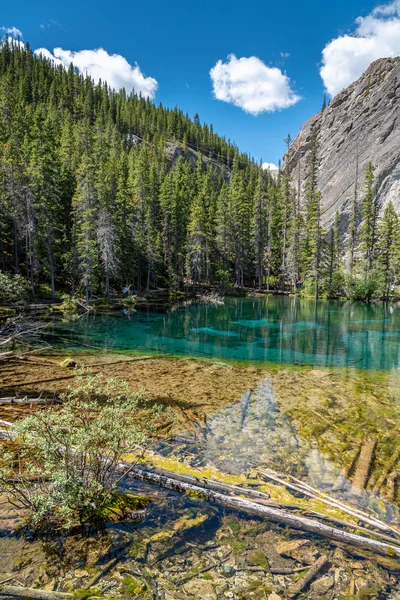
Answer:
xmin=46 ymin=296 xmax=400 ymax=370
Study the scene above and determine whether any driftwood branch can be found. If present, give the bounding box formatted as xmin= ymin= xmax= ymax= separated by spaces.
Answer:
xmin=145 ymin=467 xmax=272 ymax=502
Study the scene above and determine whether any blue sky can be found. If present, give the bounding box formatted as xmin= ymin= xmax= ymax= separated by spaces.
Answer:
xmin=2 ymin=0 xmax=400 ymax=166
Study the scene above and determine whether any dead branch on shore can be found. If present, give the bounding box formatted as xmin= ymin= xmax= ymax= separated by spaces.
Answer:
xmin=0 ymin=316 xmax=51 ymax=365
xmin=197 ymin=292 xmax=225 ymax=305
xmin=0 ymin=395 xmax=57 ymax=406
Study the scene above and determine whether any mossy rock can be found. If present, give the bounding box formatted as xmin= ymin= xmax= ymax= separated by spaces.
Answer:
xmin=102 ymin=492 xmax=151 ymax=521
xmin=121 ymin=576 xmax=146 ymax=594
xmin=59 ymin=357 xmax=77 ymax=369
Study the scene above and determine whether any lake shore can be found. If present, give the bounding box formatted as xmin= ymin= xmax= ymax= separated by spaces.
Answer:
xmin=3 ymin=352 xmax=400 ymax=598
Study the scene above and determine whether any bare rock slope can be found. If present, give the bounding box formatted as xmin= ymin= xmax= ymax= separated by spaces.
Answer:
xmin=287 ymin=58 xmax=400 ymax=228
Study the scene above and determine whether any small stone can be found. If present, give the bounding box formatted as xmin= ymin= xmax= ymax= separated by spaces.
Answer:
xmin=73 ymin=569 xmax=89 ymax=579
xmin=349 ymin=560 xmax=364 ymax=569
xmin=247 ymin=468 xmax=258 ymax=479
xmin=310 ymin=576 xmax=334 ymax=595
xmin=333 ymin=548 xmax=346 ymax=562
xmin=184 ymin=579 xmax=217 ymax=599
xmin=224 ymin=593 xmax=234 ymax=599
xmin=268 ymin=594 xmax=282 ymax=600
xmin=355 ymin=576 xmax=371 ymax=592
xmin=215 ymin=582 xmax=229 ymax=594
xmin=276 ymin=539 xmax=319 ymax=564
xmin=222 ymin=565 xmax=235 ymax=577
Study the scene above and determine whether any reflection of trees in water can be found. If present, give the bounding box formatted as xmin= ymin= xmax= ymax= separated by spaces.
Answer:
xmin=200 ymin=380 xmax=308 ymax=476
xmin=162 ymin=378 xmax=400 ymax=524
xmin=48 ymin=296 xmax=400 ymax=368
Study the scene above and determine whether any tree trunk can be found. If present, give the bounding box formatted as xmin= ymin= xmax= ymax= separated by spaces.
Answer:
xmin=13 ymin=219 xmax=19 ymax=274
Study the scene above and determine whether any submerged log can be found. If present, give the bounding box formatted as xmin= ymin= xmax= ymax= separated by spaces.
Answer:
xmin=352 ymin=437 xmax=376 ymax=491
xmin=123 ymin=464 xmax=400 ymax=558
xmin=0 ymin=585 xmax=73 ymax=599
xmin=286 ymin=555 xmax=329 ymax=598
xmin=146 ymin=466 xmax=271 ymax=502
xmin=374 ymin=449 xmax=400 ymax=492
xmin=386 ymin=470 xmax=400 ymax=502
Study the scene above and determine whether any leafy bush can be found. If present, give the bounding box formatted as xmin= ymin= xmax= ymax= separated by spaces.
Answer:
xmin=0 ymin=371 xmax=167 ymax=530
xmin=123 ymin=294 xmax=137 ymax=309
xmin=328 ymin=271 xmax=345 ymax=298
xmin=59 ymin=293 xmax=79 ymax=313
xmin=344 ymin=269 xmax=386 ymax=301
xmin=0 ymin=273 xmax=30 ymax=303
xmin=214 ymin=269 xmax=233 ymax=290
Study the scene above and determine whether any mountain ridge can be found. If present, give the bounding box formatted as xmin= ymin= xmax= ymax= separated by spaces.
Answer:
xmin=287 ymin=57 xmax=400 ymax=230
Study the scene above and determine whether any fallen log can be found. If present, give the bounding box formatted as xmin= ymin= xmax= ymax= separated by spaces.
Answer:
xmin=373 ymin=449 xmax=400 ymax=492
xmin=352 ymin=437 xmax=376 ymax=491
xmin=0 ymin=585 xmax=73 ymax=599
xmin=286 ymin=555 xmax=329 ymax=598
xmin=123 ymin=464 xmax=400 ymax=558
xmin=258 ymin=468 xmax=399 ymax=538
xmin=1 ymin=374 xmax=77 ymax=390
xmin=146 ymin=466 xmax=272 ymax=502
xmin=303 ymin=510 xmax=400 ymax=546
xmin=0 ymin=396 xmax=56 ymax=406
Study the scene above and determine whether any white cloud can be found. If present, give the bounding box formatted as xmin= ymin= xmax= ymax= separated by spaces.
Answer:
xmin=280 ymin=52 xmax=290 ymax=59
xmin=320 ymin=0 xmax=400 ymax=96
xmin=210 ymin=54 xmax=301 ymax=115
xmin=262 ymin=162 xmax=279 ymax=171
xmin=34 ymin=47 xmax=158 ymax=99
xmin=1 ymin=26 xmax=22 ymax=38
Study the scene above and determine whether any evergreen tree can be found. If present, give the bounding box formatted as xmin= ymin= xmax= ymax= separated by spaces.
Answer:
xmin=376 ymin=201 xmax=400 ymax=297
xmin=360 ymin=162 xmax=378 ymax=270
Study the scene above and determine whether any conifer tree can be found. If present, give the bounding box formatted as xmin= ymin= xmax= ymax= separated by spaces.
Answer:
xmin=359 ymin=162 xmax=378 ymax=270
xmin=376 ymin=201 xmax=399 ymax=297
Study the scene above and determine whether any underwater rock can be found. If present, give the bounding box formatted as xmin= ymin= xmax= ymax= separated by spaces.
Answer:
xmin=310 ymin=575 xmax=334 ymax=594
xmin=183 ymin=579 xmax=217 ymax=599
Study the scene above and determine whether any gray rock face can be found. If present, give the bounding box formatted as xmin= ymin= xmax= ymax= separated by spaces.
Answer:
xmin=287 ymin=58 xmax=400 ymax=230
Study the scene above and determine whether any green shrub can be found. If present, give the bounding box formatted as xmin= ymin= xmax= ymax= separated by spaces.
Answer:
xmin=344 ymin=269 xmax=385 ymax=301
xmin=123 ymin=294 xmax=137 ymax=309
xmin=0 ymin=272 xmax=30 ymax=303
xmin=0 ymin=370 xmax=166 ymax=530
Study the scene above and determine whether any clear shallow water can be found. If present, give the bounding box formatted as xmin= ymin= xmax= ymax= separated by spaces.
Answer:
xmin=156 ymin=379 xmax=399 ymax=524
xmin=46 ymin=296 xmax=400 ymax=370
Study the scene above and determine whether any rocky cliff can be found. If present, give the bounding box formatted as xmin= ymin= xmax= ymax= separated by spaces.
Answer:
xmin=287 ymin=58 xmax=400 ymax=229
